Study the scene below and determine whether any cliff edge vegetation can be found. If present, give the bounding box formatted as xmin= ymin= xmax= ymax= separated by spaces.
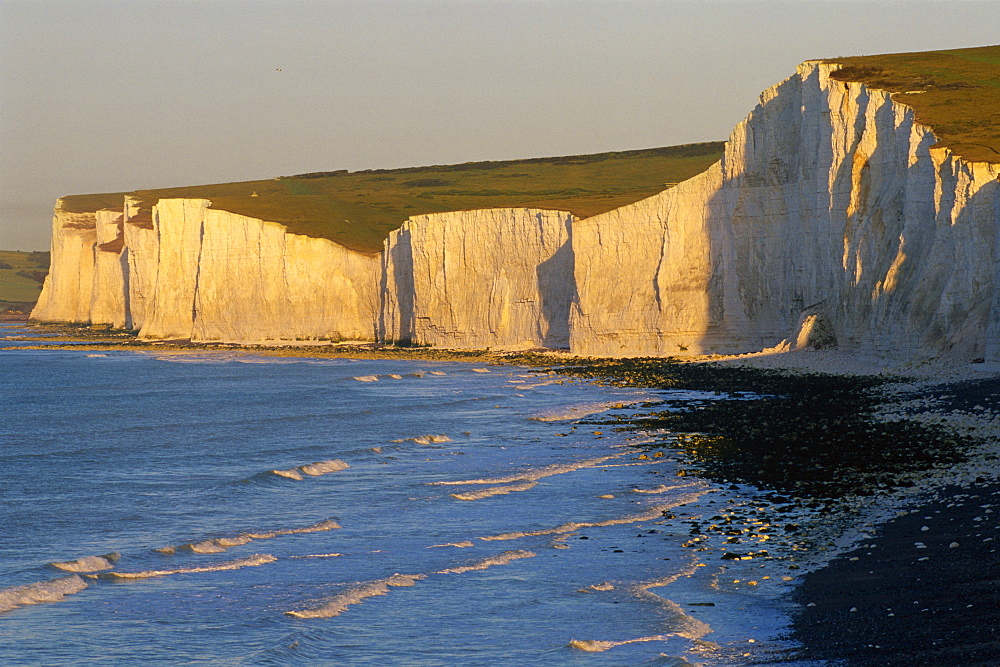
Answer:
xmin=58 ymin=142 xmax=724 ymax=254
xmin=0 ymin=250 xmax=49 ymax=317
xmin=826 ymin=44 xmax=1000 ymax=164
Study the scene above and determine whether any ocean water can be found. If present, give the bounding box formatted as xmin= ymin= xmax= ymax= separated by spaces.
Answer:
xmin=0 ymin=330 xmax=807 ymax=665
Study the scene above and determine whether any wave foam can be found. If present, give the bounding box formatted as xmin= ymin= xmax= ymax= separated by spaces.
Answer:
xmin=286 ymin=573 xmax=426 ymax=619
xmin=272 ymin=459 xmax=349 ymax=480
xmin=0 ymin=575 xmax=88 ymax=614
xmin=479 ymin=491 xmax=709 ymax=541
xmin=633 ymin=484 xmax=689 ymax=495
xmin=568 ymin=636 xmax=670 ymax=652
xmin=159 ymin=519 xmax=341 ymax=555
xmin=450 ymin=481 xmax=537 ymax=501
xmin=104 ymin=554 xmax=276 ymax=579
xmin=628 ymin=564 xmax=713 ymax=642
xmin=530 ymin=402 xmax=622 ymax=422
xmin=392 ymin=434 xmax=452 ymax=445
xmin=289 ymin=553 xmax=343 ymax=559
xmin=50 ymin=553 xmax=120 ymax=573
xmin=427 ymin=541 xmax=475 ymax=549
xmin=353 ymin=375 xmax=378 ymax=382
xmin=431 ymin=454 xmax=623 ymax=487
xmin=244 ymin=519 xmax=341 ymax=540
xmin=437 ymin=550 xmax=535 ymax=574
xmin=300 ymin=459 xmax=350 ymax=476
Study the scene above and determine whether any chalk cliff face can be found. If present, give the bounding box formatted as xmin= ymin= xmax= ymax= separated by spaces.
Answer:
xmin=572 ymin=61 xmax=1000 ymax=361
xmin=33 ymin=198 xmax=380 ymax=343
xmin=380 ymin=208 xmax=575 ymax=349
xmin=31 ymin=203 xmax=97 ymax=324
xmin=191 ymin=208 xmax=379 ymax=343
xmin=32 ymin=60 xmax=999 ymax=363
xmin=89 ymin=209 xmax=127 ymax=328
xmin=121 ymin=196 xmax=158 ymax=331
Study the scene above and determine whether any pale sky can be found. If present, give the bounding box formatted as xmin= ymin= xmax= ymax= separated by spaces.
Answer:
xmin=1 ymin=0 xmax=997 ymax=250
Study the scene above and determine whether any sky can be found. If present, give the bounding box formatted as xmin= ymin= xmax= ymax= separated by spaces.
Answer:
xmin=1 ymin=0 xmax=998 ymax=251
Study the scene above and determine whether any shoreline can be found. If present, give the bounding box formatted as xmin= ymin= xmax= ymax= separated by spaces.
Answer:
xmin=4 ymin=323 xmax=999 ymax=664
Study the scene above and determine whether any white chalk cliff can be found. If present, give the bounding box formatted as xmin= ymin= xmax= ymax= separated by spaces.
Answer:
xmin=572 ymin=61 xmax=999 ymax=362
xmin=34 ymin=198 xmax=380 ymax=343
xmin=32 ymin=60 xmax=1000 ymax=362
xmin=381 ymin=208 xmax=575 ymax=349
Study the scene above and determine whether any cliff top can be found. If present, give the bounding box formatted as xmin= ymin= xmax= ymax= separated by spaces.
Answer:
xmin=59 ymin=142 xmax=724 ymax=254
xmin=825 ymin=44 xmax=1000 ymax=164
xmin=0 ymin=250 xmax=49 ymax=315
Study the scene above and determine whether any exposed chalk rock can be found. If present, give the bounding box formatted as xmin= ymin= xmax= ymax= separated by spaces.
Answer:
xmin=122 ymin=196 xmax=158 ymax=331
xmin=380 ymin=208 xmax=575 ymax=349
xmin=191 ymin=209 xmax=379 ymax=343
xmin=572 ymin=61 xmax=1000 ymax=361
xmin=30 ymin=203 xmax=97 ymax=323
xmin=139 ymin=198 xmax=209 ymax=340
xmin=89 ymin=209 xmax=127 ymax=328
xmin=31 ymin=59 xmax=999 ymax=363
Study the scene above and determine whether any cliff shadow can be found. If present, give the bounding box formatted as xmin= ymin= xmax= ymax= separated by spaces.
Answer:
xmin=536 ymin=215 xmax=575 ymax=349
xmin=379 ymin=227 xmax=415 ymax=344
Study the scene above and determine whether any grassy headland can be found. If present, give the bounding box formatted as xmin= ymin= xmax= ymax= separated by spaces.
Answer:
xmin=827 ymin=44 xmax=1000 ymax=164
xmin=0 ymin=250 xmax=49 ymax=318
xmin=59 ymin=142 xmax=724 ymax=254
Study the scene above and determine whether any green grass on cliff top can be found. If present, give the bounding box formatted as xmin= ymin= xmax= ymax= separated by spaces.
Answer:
xmin=56 ymin=46 xmax=999 ymax=254
xmin=0 ymin=250 xmax=49 ymax=309
xmin=826 ymin=44 xmax=1000 ymax=164
xmin=60 ymin=143 xmax=724 ymax=254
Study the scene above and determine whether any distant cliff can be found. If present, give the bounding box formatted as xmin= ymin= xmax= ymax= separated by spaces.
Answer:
xmin=32 ymin=58 xmax=1000 ymax=363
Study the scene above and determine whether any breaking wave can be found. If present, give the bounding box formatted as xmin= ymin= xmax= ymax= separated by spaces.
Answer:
xmin=479 ymin=491 xmax=709 ymax=541
xmin=286 ymin=573 xmax=426 ymax=619
xmin=288 ymin=553 xmax=343 ymax=559
xmin=427 ymin=541 xmax=475 ymax=549
xmin=103 ymin=554 xmax=277 ymax=579
xmin=431 ymin=454 xmax=623 ymax=487
xmin=272 ymin=459 xmax=349 ymax=480
xmin=568 ymin=636 xmax=671 ymax=652
xmin=155 ymin=519 xmax=340 ymax=555
xmin=529 ymin=402 xmax=624 ymax=421
xmin=632 ymin=484 xmax=689 ymax=495
xmin=631 ymin=564 xmax=713 ymax=641
xmin=450 ymin=480 xmax=538 ymax=501
xmin=50 ymin=553 xmax=120 ymax=573
xmin=0 ymin=575 xmax=88 ymax=614
xmin=436 ymin=550 xmax=535 ymax=574
xmin=391 ymin=434 xmax=452 ymax=445
xmin=299 ymin=459 xmax=350 ymax=476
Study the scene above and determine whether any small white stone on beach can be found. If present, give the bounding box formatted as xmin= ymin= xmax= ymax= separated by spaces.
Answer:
xmin=807 ymin=602 xmax=816 ymax=607
xmin=921 ymin=526 xmax=930 ymax=531
xmin=918 ymin=557 xmax=929 ymax=561
xmin=849 ymin=557 xmax=859 ymax=561
xmin=915 ymin=543 xmax=927 ymax=548
xmin=949 ymin=542 xmax=960 ymax=548
xmin=850 ymin=607 xmax=857 ymax=612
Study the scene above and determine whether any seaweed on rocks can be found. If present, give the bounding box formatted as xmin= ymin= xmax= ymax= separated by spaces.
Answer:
xmin=552 ymin=359 xmax=974 ymax=499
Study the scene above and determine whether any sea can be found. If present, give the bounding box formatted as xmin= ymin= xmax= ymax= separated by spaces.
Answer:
xmin=0 ymin=325 xmax=819 ymax=666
